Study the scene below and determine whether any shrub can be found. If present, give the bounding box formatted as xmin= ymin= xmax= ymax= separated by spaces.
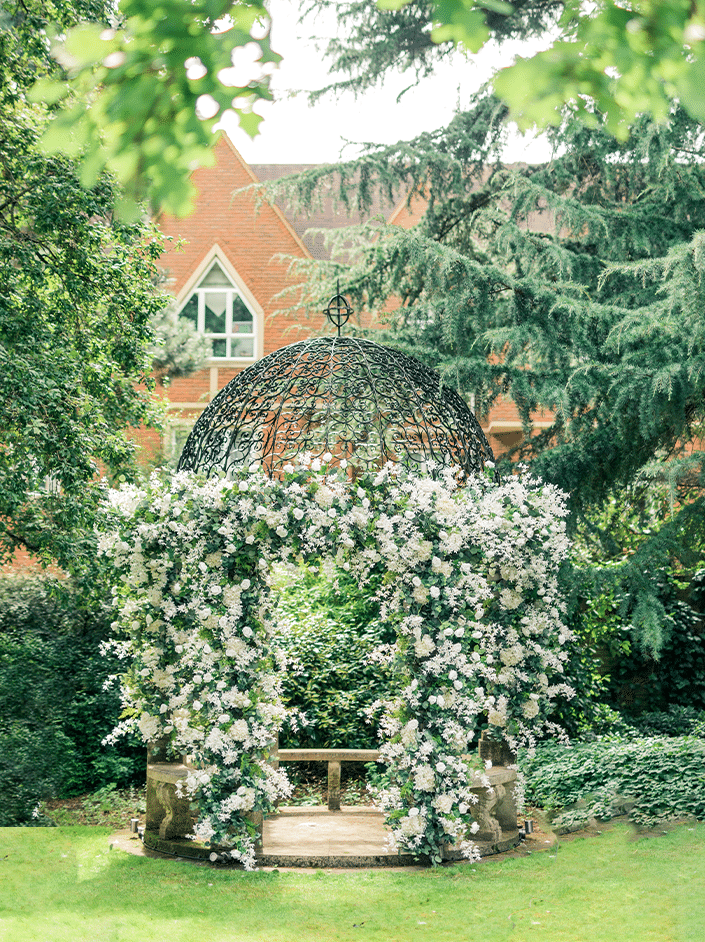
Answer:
xmin=0 ymin=572 xmax=143 ymax=824
xmin=551 ymin=563 xmax=705 ymax=740
xmin=627 ymin=705 xmax=705 ymax=738
xmin=605 ymin=583 xmax=705 ymax=713
xmin=521 ymin=735 xmax=705 ymax=828
xmin=274 ymin=564 xmax=400 ymax=748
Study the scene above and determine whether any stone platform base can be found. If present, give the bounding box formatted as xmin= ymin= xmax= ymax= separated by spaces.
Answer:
xmin=141 ymin=807 xmax=520 ymax=868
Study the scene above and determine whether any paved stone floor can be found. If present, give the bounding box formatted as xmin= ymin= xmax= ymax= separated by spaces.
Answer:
xmin=257 ymin=807 xmax=417 ymax=867
xmin=111 ymin=806 xmax=525 ymax=869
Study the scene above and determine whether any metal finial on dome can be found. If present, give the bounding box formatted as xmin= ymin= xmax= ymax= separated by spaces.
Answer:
xmin=323 ymin=280 xmax=354 ymax=337
xmin=177 ymin=333 xmax=495 ymax=480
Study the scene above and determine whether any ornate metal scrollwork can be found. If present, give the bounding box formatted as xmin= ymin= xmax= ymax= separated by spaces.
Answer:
xmin=177 ymin=335 xmax=494 ymax=479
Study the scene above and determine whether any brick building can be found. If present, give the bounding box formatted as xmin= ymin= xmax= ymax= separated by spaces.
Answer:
xmin=152 ymin=132 xmax=547 ymax=466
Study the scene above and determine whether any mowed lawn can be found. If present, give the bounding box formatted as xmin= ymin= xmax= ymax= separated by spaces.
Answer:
xmin=1 ymin=822 xmax=703 ymax=942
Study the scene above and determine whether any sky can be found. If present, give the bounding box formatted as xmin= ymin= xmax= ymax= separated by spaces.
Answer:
xmin=219 ymin=0 xmax=553 ymax=165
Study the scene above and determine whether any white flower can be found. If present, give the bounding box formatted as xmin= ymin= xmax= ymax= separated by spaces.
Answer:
xmin=230 ymin=720 xmax=249 ymax=741
xmin=238 ymin=481 xmax=249 ymax=492
xmin=522 ymin=699 xmax=540 ymax=719
xmin=293 ymin=508 xmax=304 ymax=520
xmin=429 ymin=586 xmax=441 ymax=599
xmin=413 ymin=766 xmax=435 ymax=791
xmin=433 ymin=794 xmax=454 ymax=814
xmin=241 ymin=579 xmax=251 ymax=590
xmin=488 ymin=709 xmax=506 ymax=727
xmin=414 ymin=635 xmax=435 ymax=657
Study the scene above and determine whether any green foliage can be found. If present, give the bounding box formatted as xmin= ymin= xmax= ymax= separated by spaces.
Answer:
xmin=601 ymin=571 xmax=705 ymax=713
xmin=494 ymin=0 xmax=705 ymax=136
xmin=148 ymin=303 xmax=212 ymax=387
xmin=0 ymin=573 xmax=144 ymax=825
xmin=38 ymin=783 xmax=146 ymax=827
xmin=304 ymin=1 xmax=562 ymax=100
xmin=0 ymin=0 xmax=167 ymax=569
xmin=521 ymin=734 xmax=705 ymax=827
xmin=274 ymin=563 xmax=400 ymax=748
xmin=27 ymin=0 xmax=280 ymax=217
xmin=326 ymin=1 xmax=705 ymax=134
xmin=628 ymin=706 xmax=705 ymax=739
xmin=268 ymin=88 xmax=705 ymax=654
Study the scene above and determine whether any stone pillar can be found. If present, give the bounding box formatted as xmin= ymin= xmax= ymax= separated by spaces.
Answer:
xmin=145 ymin=763 xmax=195 ymax=840
xmin=327 ymin=760 xmax=341 ymax=811
xmin=478 ymin=730 xmax=516 ymax=767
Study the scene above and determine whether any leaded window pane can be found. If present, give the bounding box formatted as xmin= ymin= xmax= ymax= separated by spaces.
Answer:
xmin=230 ymin=337 xmax=254 ymax=357
xmin=178 ymin=260 xmax=256 ymax=361
xmin=232 ymin=296 xmax=252 ymax=324
xmin=205 ymin=292 xmax=227 ymax=333
xmin=200 ymin=260 xmax=231 ymax=287
xmin=182 ymin=295 xmax=199 ymax=328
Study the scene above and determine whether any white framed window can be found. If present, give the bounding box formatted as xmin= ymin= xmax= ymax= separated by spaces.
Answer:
xmin=179 ymin=259 xmax=255 ymax=360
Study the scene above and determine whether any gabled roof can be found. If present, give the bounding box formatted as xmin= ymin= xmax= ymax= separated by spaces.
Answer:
xmin=157 ymin=134 xmax=310 ymax=301
xmin=250 ymin=163 xmax=406 ymax=260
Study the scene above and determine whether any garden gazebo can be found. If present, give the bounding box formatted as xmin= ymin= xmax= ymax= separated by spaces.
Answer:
xmin=177 ymin=296 xmax=494 ymax=479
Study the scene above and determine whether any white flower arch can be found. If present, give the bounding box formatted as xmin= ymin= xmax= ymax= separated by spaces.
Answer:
xmin=99 ymin=459 xmax=573 ymax=868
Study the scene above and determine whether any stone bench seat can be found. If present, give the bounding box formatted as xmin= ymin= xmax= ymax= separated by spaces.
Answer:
xmin=145 ymin=739 xmax=518 ymax=848
xmin=277 ymin=748 xmax=380 ymax=811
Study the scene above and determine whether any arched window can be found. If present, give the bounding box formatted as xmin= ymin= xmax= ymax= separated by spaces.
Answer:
xmin=179 ymin=259 xmax=255 ymax=360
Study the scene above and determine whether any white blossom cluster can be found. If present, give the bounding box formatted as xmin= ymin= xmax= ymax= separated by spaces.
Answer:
xmin=98 ymin=457 xmax=572 ymax=866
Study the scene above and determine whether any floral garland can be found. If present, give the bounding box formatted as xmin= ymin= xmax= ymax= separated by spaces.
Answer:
xmin=98 ymin=458 xmax=573 ymax=868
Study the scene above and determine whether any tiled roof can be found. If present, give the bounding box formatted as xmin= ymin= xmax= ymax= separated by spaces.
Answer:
xmin=250 ymin=164 xmax=403 ymax=260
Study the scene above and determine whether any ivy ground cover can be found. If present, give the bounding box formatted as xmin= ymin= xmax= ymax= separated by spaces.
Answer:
xmin=99 ymin=460 xmax=574 ymax=866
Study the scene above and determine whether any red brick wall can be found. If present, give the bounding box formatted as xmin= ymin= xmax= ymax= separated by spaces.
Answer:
xmin=154 ymin=134 xmax=312 ymax=429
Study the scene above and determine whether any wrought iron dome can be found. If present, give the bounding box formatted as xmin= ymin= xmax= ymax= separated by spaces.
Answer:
xmin=178 ymin=297 xmax=494 ymax=479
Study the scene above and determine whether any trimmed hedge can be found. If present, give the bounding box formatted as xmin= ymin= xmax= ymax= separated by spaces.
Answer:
xmin=274 ymin=564 xmax=399 ymax=749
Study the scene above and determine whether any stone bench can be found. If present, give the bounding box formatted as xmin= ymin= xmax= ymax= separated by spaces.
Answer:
xmin=144 ymin=734 xmax=518 ymax=852
xmin=145 ymin=761 xmax=195 ymax=841
xmin=276 ymin=748 xmax=380 ymax=811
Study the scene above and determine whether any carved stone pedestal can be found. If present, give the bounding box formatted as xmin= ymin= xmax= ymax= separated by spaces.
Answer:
xmin=145 ymin=763 xmax=195 ymax=841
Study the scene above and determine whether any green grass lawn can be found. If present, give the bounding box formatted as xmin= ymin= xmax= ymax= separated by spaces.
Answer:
xmin=1 ymin=823 xmax=703 ymax=942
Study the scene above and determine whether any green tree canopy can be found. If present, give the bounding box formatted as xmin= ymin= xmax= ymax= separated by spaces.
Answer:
xmin=0 ymin=0 xmax=166 ymax=568
xmin=315 ymin=1 xmax=705 ymax=136
xmin=261 ymin=3 xmax=705 ymax=654
xmin=33 ymin=0 xmax=280 ymax=217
